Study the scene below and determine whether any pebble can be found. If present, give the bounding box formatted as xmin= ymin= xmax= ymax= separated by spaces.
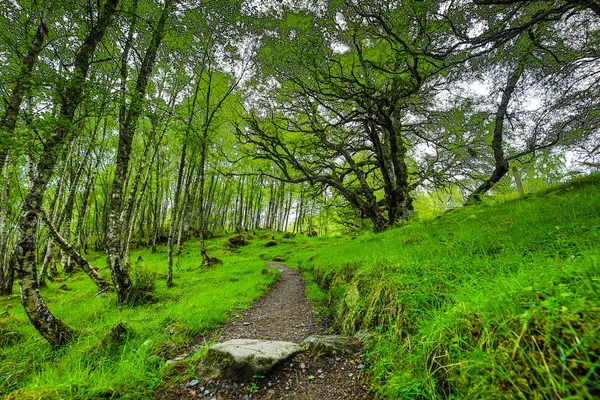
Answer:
xmin=186 ymin=380 xmax=199 ymax=388
xmin=358 ymin=364 xmax=365 ymax=370
xmin=204 ymin=389 xmax=210 ymax=396
xmin=300 ymin=362 xmax=306 ymax=369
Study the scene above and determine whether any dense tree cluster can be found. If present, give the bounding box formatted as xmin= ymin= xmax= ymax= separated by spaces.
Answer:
xmin=0 ymin=0 xmax=597 ymax=343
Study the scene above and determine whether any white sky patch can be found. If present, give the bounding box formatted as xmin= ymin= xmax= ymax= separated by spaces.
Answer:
xmin=523 ymin=97 xmax=541 ymax=111
xmin=335 ymin=11 xmax=347 ymax=31
xmin=468 ymin=80 xmax=491 ymax=96
xmin=331 ymin=41 xmax=350 ymax=54
xmin=468 ymin=21 xmax=487 ymax=38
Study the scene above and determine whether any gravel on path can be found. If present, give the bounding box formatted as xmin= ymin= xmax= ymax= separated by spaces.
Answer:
xmin=159 ymin=263 xmax=373 ymax=400
xmin=217 ymin=263 xmax=322 ymax=343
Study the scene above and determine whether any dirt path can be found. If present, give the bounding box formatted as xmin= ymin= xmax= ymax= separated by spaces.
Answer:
xmin=217 ymin=263 xmax=321 ymax=343
xmin=162 ymin=263 xmax=372 ymax=400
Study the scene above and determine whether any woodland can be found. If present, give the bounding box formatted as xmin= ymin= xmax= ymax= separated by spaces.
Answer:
xmin=0 ymin=0 xmax=599 ymax=398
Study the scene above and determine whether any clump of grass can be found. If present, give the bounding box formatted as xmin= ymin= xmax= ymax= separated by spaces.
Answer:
xmin=128 ymin=266 xmax=157 ymax=305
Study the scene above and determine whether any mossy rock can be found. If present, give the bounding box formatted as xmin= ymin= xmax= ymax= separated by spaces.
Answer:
xmin=152 ymin=341 xmax=179 ymax=359
xmin=228 ymin=235 xmax=247 ymax=247
xmin=302 ymin=335 xmax=360 ymax=359
xmin=196 ymin=339 xmax=301 ymax=382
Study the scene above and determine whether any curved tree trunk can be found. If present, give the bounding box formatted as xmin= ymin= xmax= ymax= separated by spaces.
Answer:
xmin=39 ymin=209 xmax=110 ymax=291
xmin=0 ymin=8 xmax=51 ymax=178
xmin=14 ymin=0 xmax=118 ymax=346
xmin=467 ymin=61 xmax=526 ymax=204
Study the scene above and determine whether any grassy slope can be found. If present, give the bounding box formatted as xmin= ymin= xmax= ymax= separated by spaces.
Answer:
xmin=0 ymin=227 xmax=344 ymax=399
xmin=1 ymin=175 xmax=598 ymax=399
xmin=0 ymin=235 xmax=285 ymax=399
xmin=289 ymin=174 xmax=600 ymax=399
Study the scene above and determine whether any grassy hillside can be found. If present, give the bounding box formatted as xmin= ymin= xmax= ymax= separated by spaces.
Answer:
xmin=1 ymin=174 xmax=598 ymax=399
xmin=0 ymin=228 xmax=343 ymax=399
xmin=291 ymin=174 xmax=600 ymax=399
xmin=0 ymin=236 xmax=282 ymax=399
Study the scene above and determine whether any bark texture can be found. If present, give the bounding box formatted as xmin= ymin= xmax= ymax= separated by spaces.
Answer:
xmin=14 ymin=0 xmax=118 ymax=346
xmin=105 ymin=0 xmax=172 ymax=303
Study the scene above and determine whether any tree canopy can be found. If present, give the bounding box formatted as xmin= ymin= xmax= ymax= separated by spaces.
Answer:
xmin=0 ymin=0 xmax=598 ymax=344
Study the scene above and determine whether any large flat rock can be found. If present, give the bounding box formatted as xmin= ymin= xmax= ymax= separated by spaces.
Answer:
xmin=196 ymin=339 xmax=302 ymax=381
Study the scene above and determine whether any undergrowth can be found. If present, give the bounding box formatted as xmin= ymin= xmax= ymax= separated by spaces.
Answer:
xmin=294 ymin=173 xmax=600 ymax=399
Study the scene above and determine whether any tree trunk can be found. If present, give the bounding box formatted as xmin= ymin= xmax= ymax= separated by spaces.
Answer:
xmin=15 ymin=0 xmax=118 ymax=345
xmin=39 ymin=210 xmax=110 ymax=291
xmin=38 ymin=145 xmax=72 ymax=286
xmin=124 ymin=124 xmax=166 ymax=267
xmin=167 ymin=143 xmax=187 ymax=287
xmin=0 ymin=8 xmax=51 ymax=177
xmin=105 ymin=0 xmax=171 ymax=303
xmin=0 ymin=156 xmax=12 ymax=294
xmin=467 ymin=61 xmax=525 ymax=204
xmin=198 ymin=130 xmax=211 ymax=266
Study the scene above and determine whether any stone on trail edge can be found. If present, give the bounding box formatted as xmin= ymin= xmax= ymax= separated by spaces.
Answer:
xmin=302 ymin=335 xmax=360 ymax=359
xmin=196 ymin=339 xmax=301 ymax=382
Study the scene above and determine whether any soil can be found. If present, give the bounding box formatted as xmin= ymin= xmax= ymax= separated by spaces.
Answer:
xmin=158 ymin=263 xmax=372 ymax=400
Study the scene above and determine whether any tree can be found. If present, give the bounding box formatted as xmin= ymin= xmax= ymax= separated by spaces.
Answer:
xmin=14 ymin=0 xmax=118 ymax=346
xmin=241 ymin=1 xmax=459 ymax=231
xmin=105 ymin=0 xmax=173 ymax=304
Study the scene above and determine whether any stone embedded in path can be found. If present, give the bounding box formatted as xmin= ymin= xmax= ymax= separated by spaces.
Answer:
xmin=302 ymin=335 xmax=360 ymax=359
xmin=196 ymin=339 xmax=302 ymax=382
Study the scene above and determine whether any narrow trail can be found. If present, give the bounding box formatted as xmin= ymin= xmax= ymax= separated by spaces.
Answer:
xmin=162 ymin=263 xmax=372 ymax=400
xmin=218 ymin=263 xmax=322 ymax=343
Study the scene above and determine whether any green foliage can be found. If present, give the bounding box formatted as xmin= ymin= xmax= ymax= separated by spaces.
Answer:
xmin=295 ymin=174 xmax=600 ymax=399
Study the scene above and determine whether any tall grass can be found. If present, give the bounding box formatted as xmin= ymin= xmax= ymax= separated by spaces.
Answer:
xmin=295 ymin=174 xmax=600 ymax=399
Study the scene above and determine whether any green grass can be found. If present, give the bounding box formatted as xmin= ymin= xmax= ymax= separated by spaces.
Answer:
xmin=291 ymin=173 xmax=600 ymax=399
xmin=0 ymin=236 xmax=282 ymax=399
xmin=2 ymin=174 xmax=598 ymax=399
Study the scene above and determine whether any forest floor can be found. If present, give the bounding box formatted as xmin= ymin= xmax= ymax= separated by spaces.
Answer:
xmin=158 ymin=263 xmax=372 ymax=400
